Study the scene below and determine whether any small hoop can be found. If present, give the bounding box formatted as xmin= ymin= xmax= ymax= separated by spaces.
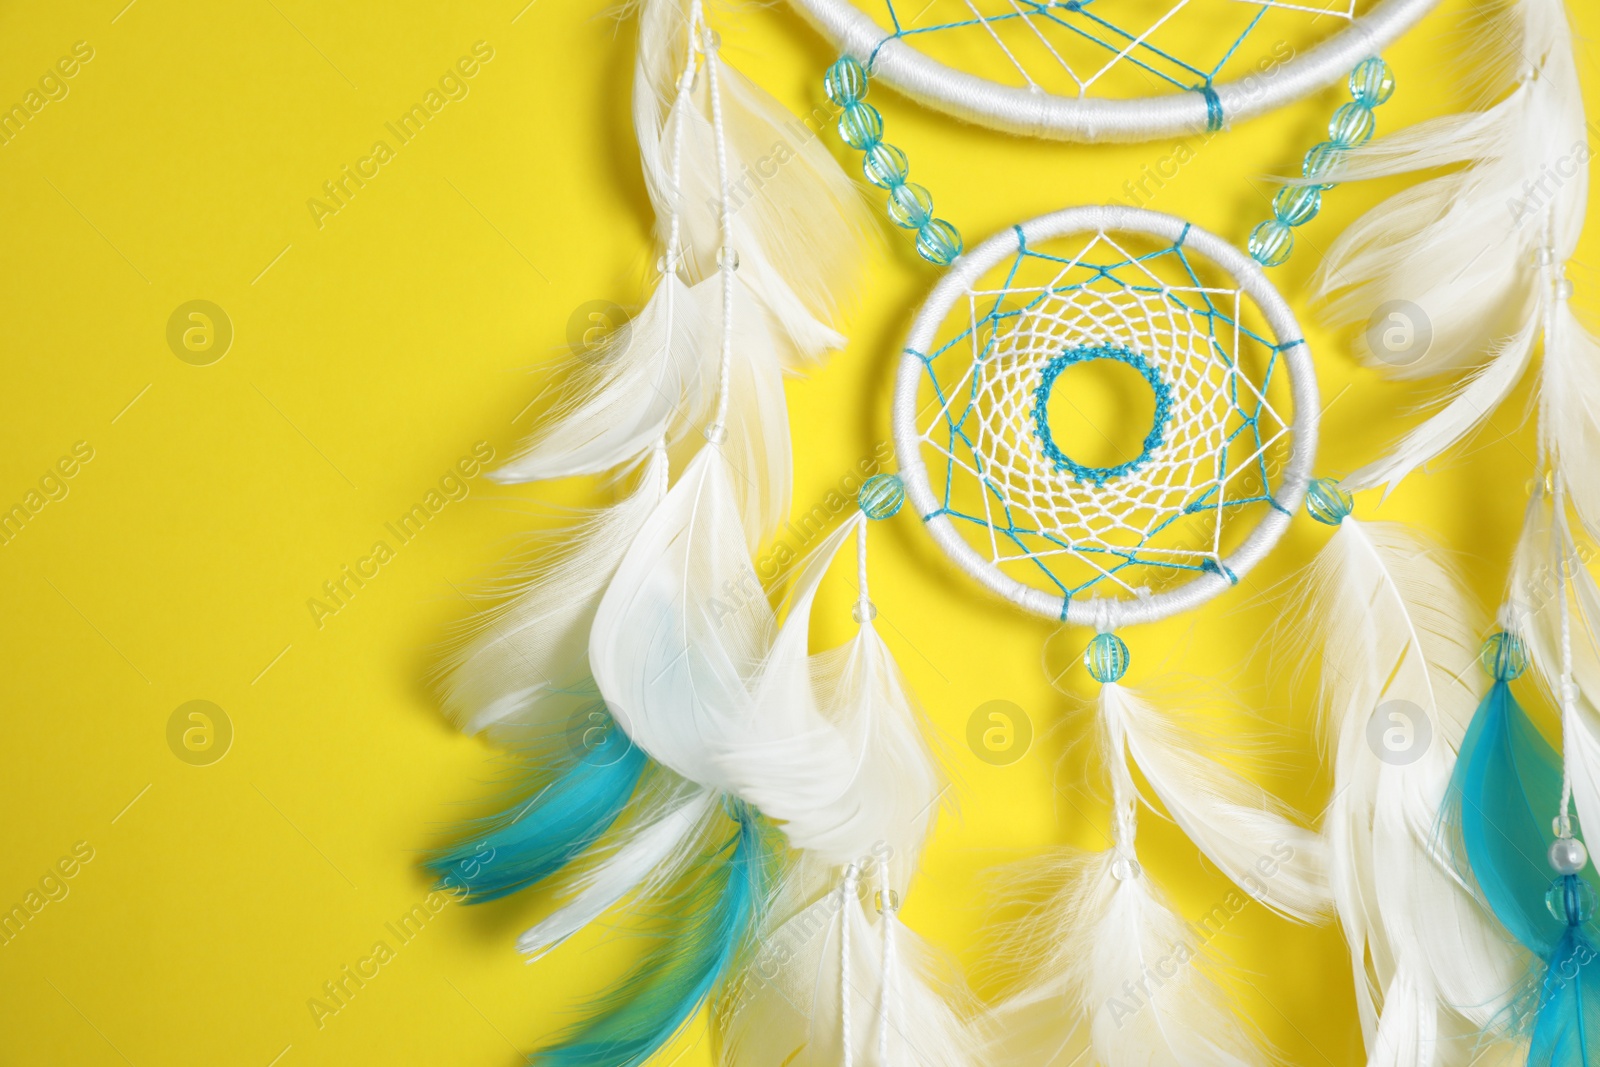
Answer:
xmin=787 ymin=0 xmax=1437 ymax=142
xmin=891 ymin=205 xmax=1318 ymax=628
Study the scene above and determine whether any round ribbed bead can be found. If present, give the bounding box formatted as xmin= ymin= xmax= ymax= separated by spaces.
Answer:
xmin=887 ymin=182 xmax=934 ymax=229
xmin=1249 ymin=219 xmax=1295 ymax=267
xmin=1305 ymin=477 xmax=1353 ymax=525
xmin=1273 ymin=184 xmax=1323 ymax=227
xmin=838 ymin=102 xmax=883 ymax=150
xmin=862 ymin=142 xmax=909 ymax=189
xmin=1547 ymin=874 xmax=1597 ymax=924
xmin=1479 ymin=632 xmax=1528 ymax=681
xmin=1085 ymin=632 xmax=1130 ymax=684
xmin=1349 ymin=56 xmax=1395 ymax=107
xmin=1551 ymin=838 xmax=1591 ymax=876
xmin=1329 ymin=102 xmax=1377 ymax=147
xmin=824 ymin=56 xmax=868 ymax=107
xmin=858 ymin=473 xmax=905 ymax=520
xmin=1302 ymin=141 xmax=1344 ymax=186
xmin=916 ymin=219 xmax=962 ymax=266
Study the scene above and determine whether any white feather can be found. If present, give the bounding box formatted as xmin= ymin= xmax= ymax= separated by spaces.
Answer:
xmin=1301 ymin=518 xmax=1521 ymax=1047
xmin=1313 ymin=0 xmax=1586 ymax=376
xmin=494 ymin=277 xmax=707 ymax=483
xmin=633 ymin=0 xmax=868 ymax=365
xmin=517 ymin=783 xmax=718 ymax=960
xmin=708 ymin=273 xmax=794 ymax=543
xmin=727 ymin=514 xmax=944 ymax=867
xmin=1343 ymin=311 xmax=1539 ymax=496
xmin=1365 ymin=964 xmax=1438 ymax=1067
xmin=719 ymin=886 xmax=982 ymax=1067
xmin=440 ymin=449 xmax=668 ymax=736
xmin=988 ymin=848 xmax=1269 ymax=1067
xmin=589 ymin=444 xmax=773 ymax=792
xmin=1099 ymin=682 xmax=1330 ymax=923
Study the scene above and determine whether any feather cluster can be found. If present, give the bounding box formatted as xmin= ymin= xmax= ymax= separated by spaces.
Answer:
xmin=1299 ymin=518 xmax=1522 ymax=1063
xmin=986 ymin=678 xmax=1328 ymax=1066
xmin=1311 ymin=0 xmax=1597 ymax=525
xmin=425 ymin=1 xmax=978 ymax=1064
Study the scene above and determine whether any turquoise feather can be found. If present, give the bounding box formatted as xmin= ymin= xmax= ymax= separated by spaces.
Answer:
xmin=427 ymin=707 xmax=646 ymax=903
xmin=533 ymin=803 xmax=776 ymax=1067
xmin=1529 ymin=888 xmax=1600 ymax=1066
xmin=1445 ymin=644 xmax=1600 ymax=1064
xmin=1446 ymin=678 xmax=1567 ymax=953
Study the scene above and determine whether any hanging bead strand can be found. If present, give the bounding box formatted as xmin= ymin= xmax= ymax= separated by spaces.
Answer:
xmin=1250 ymin=55 xmax=1397 ymax=268
xmin=825 ymin=56 xmax=963 ymax=267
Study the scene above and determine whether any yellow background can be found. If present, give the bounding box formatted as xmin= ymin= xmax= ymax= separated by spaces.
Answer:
xmin=0 ymin=1 xmax=1595 ymax=1064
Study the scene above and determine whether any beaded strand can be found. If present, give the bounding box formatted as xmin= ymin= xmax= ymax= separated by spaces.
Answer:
xmin=1249 ymin=55 xmax=1397 ymax=268
xmin=825 ymin=56 xmax=963 ymax=266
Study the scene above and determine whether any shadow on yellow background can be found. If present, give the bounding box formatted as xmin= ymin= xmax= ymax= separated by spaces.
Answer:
xmin=0 ymin=1 xmax=1595 ymax=1064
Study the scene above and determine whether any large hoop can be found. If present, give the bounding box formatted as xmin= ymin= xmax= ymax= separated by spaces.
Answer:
xmin=891 ymin=205 xmax=1318 ymax=629
xmin=788 ymin=0 xmax=1437 ymax=142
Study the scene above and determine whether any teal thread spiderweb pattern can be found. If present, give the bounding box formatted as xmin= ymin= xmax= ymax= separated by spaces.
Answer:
xmin=909 ymin=228 xmax=1295 ymax=609
xmin=865 ymin=0 xmax=1359 ymax=100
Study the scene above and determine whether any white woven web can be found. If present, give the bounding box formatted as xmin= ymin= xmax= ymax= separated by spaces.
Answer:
xmin=915 ymin=231 xmax=1293 ymax=605
xmin=870 ymin=0 xmax=1358 ymax=99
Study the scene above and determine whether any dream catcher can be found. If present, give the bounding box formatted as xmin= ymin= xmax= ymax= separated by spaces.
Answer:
xmin=422 ymin=0 xmax=1599 ymax=1064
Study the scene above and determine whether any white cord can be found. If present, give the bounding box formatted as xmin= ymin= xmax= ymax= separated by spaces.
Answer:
xmin=856 ymin=518 xmax=871 ymax=622
xmin=699 ymin=4 xmax=737 ymax=439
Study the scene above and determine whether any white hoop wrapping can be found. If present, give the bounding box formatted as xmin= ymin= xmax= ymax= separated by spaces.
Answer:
xmin=892 ymin=205 xmax=1318 ymax=628
xmin=788 ymin=0 xmax=1437 ymax=141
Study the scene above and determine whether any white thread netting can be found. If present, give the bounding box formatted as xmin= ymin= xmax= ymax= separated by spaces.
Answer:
xmin=833 ymin=0 xmax=1359 ymax=100
xmin=910 ymin=229 xmax=1297 ymax=611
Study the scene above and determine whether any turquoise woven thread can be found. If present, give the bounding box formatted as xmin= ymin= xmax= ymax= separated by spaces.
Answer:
xmin=1031 ymin=345 xmax=1174 ymax=485
xmin=912 ymin=234 xmax=1292 ymax=606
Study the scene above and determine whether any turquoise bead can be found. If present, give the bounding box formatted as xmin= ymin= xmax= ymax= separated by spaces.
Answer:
xmin=1248 ymin=219 xmax=1295 ymax=267
xmin=1480 ymin=632 xmax=1529 ymax=681
xmin=862 ymin=142 xmax=909 ymax=189
xmin=1349 ymin=56 xmax=1395 ymax=107
xmin=824 ymin=56 xmax=868 ymax=107
xmin=1547 ymin=875 xmax=1597 ymax=924
xmin=1273 ymin=184 xmax=1322 ymax=227
xmin=838 ymin=102 xmax=883 ymax=150
xmin=887 ymin=182 xmax=934 ymax=229
xmin=1085 ymin=633 xmax=1130 ymax=684
xmin=1305 ymin=477 xmax=1353 ymax=525
xmin=858 ymin=472 xmax=905 ymax=520
xmin=1302 ymin=141 xmax=1344 ymax=186
xmin=915 ymin=219 xmax=962 ymax=266
xmin=1328 ymin=102 xmax=1376 ymax=147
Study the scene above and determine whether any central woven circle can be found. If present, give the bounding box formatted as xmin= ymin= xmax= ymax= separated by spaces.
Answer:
xmin=894 ymin=207 xmax=1319 ymax=627
xmin=1031 ymin=344 xmax=1173 ymax=485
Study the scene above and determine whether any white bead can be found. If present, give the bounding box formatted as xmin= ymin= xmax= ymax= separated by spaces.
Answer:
xmin=1550 ymin=836 xmax=1589 ymax=875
